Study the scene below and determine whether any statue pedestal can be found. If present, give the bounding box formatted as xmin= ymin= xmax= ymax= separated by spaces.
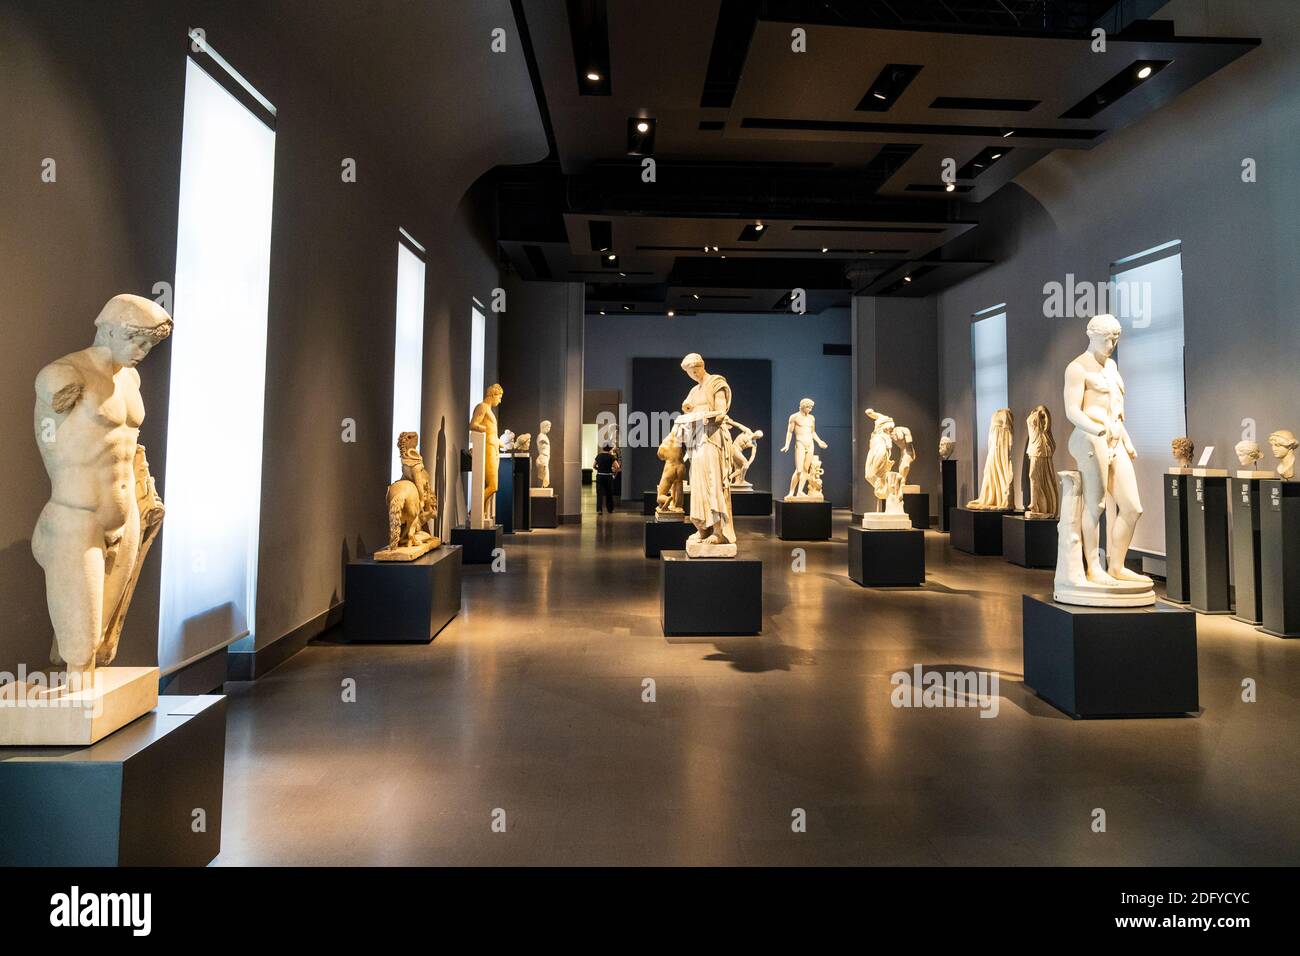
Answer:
xmin=730 ymin=490 xmax=772 ymax=516
xmin=450 ymin=525 xmax=503 ymax=564
xmin=0 ymin=695 xmax=225 ymax=865
xmin=903 ymin=492 xmax=930 ymax=530
xmin=660 ymin=552 xmax=762 ymax=636
xmin=0 ymin=666 xmax=158 ymax=746
xmin=951 ymin=506 xmax=1018 ymax=555
xmin=496 ymin=453 xmax=531 ymax=533
xmin=1230 ymin=477 xmax=1264 ymax=624
xmin=1003 ymin=515 xmax=1057 ymax=569
xmin=774 ymin=499 xmax=832 ymax=540
xmin=343 ymin=546 xmax=462 ymax=643
xmin=1259 ymin=480 xmax=1300 ymax=637
xmin=1188 ymin=475 xmax=1232 ymax=614
xmin=469 ymin=431 xmax=488 ymax=529
xmin=1022 ymin=596 xmax=1198 ymax=718
xmin=1163 ymin=473 xmax=1191 ymax=603
xmin=645 ymin=518 xmax=693 ymax=558
xmin=940 ymin=459 xmax=958 ymax=532
xmin=531 ymin=494 xmax=557 ymax=528
xmin=643 ymin=490 xmax=689 ymax=516
xmin=848 ymin=526 xmax=924 ymax=586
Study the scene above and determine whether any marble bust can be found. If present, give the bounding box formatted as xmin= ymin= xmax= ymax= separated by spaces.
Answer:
xmin=469 ymin=383 xmax=503 ymax=525
xmin=966 ymin=408 xmax=1014 ymax=510
xmin=1269 ymin=429 xmax=1297 ymax=480
xmin=781 ymin=398 xmax=828 ymax=500
xmin=535 ymin=420 xmax=552 ymax=488
xmin=32 ymin=294 xmax=173 ymax=674
xmin=375 ymin=431 xmax=439 ymax=560
xmin=676 ymin=353 xmax=736 ymax=557
xmin=1054 ymin=314 xmax=1154 ymax=606
xmin=1234 ymin=439 xmax=1272 ymax=479
xmin=1170 ymin=436 xmax=1195 ymax=474
xmin=939 ymin=436 xmax=955 ymax=461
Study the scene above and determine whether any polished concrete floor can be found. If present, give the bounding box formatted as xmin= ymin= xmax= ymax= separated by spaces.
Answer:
xmin=217 ymin=496 xmax=1300 ymax=865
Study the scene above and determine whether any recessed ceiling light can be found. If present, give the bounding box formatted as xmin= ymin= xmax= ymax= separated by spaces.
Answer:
xmin=712 ymin=245 xmax=720 ymax=252
xmin=619 ymin=272 xmax=627 ymax=277
xmin=903 ymin=275 xmax=913 ymax=283
xmin=692 ymin=293 xmax=700 ymax=299
xmin=599 ymin=310 xmax=606 ymax=315
xmin=586 ymin=72 xmax=602 ymax=82
xmin=1002 ymin=129 xmax=1015 ymax=138
xmin=667 ymin=310 xmax=675 ymax=317
xmin=636 ymin=120 xmax=650 ymax=133
xmin=945 ymin=182 xmax=956 ymax=192
xmin=821 ymin=247 xmax=829 ymax=253
xmin=990 ymin=153 xmax=1002 ymax=160
xmin=1137 ymin=65 xmax=1153 ymax=79
xmin=623 ymin=305 xmax=630 ymax=311
xmin=873 ymin=92 xmax=887 ymax=100
xmin=754 ymin=222 xmax=765 ymax=231
xmin=606 ymin=253 xmax=616 ymax=261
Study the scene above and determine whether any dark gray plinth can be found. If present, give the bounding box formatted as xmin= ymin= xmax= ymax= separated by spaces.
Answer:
xmin=644 ymin=518 xmax=693 ymax=558
xmin=1003 ymin=515 xmax=1057 ymax=569
xmin=0 ymin=695 xmax=226 ymax=866
xmin=449 ymin=525 xmax=503 ymax=564
xmin=344 ymin=546 xmax=462 ymax=643
xmin=496 ymin=455 xmax=531 ymax=533
xmin=951 ymin=506 xmax=1016 ymax=555
xmin=642 ymin=491 xmax=657 ymax=516
xmin=940 ymin=459 xmax=958 ymax=532
xmin=1259 ymin=480 xmax=1300 ymax=638
xmin=1188 ymin=475 xmax=1231 ymax=614
xmin=660 ymin=552 xmax=762 ymax=636
xmin=903 ymin=492 xmax=930 ymax=530
xmin=848 ymin=525 xmax=925 ymax=586
xmin=774 ymin=498 xmax=832 ymax=540
xmin=731 ymin=490 xmax=772 ymax=516
xmin=1164 ymin=473 xmax=1191 ymax=603
xmin=1230 ymin=477 xmax=1264 ymax=624
xmin=1022 ymin=596 xmax=1198 ymax=718
xmin=530 ymin=495 xmax=557 ymax=528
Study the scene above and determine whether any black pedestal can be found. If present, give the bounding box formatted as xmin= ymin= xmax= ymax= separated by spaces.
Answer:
xmin=660 ymin=552 xmax=762 ymax=635
xmin=940 ymin=459 xmax=958 ymax=532
xmin=643 ymin=491 xmax=657 ymax=516
xmin=512 ymin=457 xmax=531 ymax=531
xmin=496 ymin=455 xmax=530 ymax=533
xmin=1259 ymin=480 xmax=1300 ymax=637
xmin=344 ymin=546 xmax=462 ymax=643
xmin=1022 ymin=596 xmax=1198 ymax=718
xmin=774 ymin=499 xmax=832 ymax=540
xmin=1230 ymin=477 xmax=1264 ymax=624
xmin=449 ymin=525 xmax=503 ymax=564
xmin=731 ymin=490 xmax=773 ymax=516
xmin=847 ymin=525 xmax=925 ymax=586
xmin=644 ymin=518 xmax=693 ymax=558
xmin=1163 ymin=473 xmax=1191 ymax=603
xmin=0 ymin=695 xmax=226 ymax=865
xmin=1188 ymin=475 xmax=1231 ymax=614
xmin=903 ymin=492 xmax=930 ymax=530
xmin=1003 ymin=515 xmax=1057 ymax=569
xmin=530 ymin=494 xmax=557 ymax=528
xmin=951 ymin=507 xmax=1015 ymax=555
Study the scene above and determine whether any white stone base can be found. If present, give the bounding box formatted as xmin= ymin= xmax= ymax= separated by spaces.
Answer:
xmin=1053 ymin=584 xmax=1157 ymax=608
xmin=373 ymin=538 xmax=440 ymax=562
xmin=655 ymin=509 xmax=687 ymax=522
xmin=0 ymin=666 xmax=159 ymax=746
xmin=1167 ymin=467 xmax=1193 ymax=475
xmin=731 ymin=482 xmax=754 ymax=492
xmin=530 ymin=487 xmax=554 ymax=497
xmin=1192 ymin=467 xmax=1229 ymax=477
xmin=686 ymin=537 xmax=737 ymax=559
xmin=1236 ymin=470 xmax=1274 ymax=479
xmin=863 ymin=513 xmax=913 ymax=530
xmin=902 ymin=484 xmax=922 ymax=494
xmin=784 ymin=493 xmax=824 ymax=502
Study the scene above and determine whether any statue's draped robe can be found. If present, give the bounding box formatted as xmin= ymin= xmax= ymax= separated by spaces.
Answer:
xmin=681 ymin=373 xmax=736 ymax=544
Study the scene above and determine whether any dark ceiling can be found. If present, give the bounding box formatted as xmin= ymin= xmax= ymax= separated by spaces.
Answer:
xmin=496 ymin=0 xmax=1258 ymax=314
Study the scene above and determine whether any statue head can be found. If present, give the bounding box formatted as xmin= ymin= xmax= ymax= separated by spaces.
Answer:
xmin=799 ymin=398 xmax=815 ymax=413
xmin=539 ymin=420 xmax=551 ymax=434
xmin=1235 ymin=440 xmax=1262 ymax=467
xmin=1171 ymin=436 xmax=1195 ymax=467
xmin=1269 ymin=429 xmax=1298 ymax=457
xmin=485 ymin=383 xmax=504 ymax=406
xmin=865 ymin=408 xmax=895 ymax=436
xmin=1085 ymin=313 xmax=1122 ymax=358
xmin=93 ymin=294 xmax=173 ymax=368
xmin=396 ymin=431 xmax=419 ymax=455
xmin=939 ymin=436 xmax=955 ymax=459
xmin=680 ymin=352 xmax=706 ymax=384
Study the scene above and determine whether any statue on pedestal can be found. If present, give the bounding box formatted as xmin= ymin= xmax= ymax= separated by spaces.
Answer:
xmin=469 ymin=383 xmax=503 ymax=525
xmin=862 ymin=408 xmax=911 ymax=529
xmin=1269 ymin=429 xmax=1297 ymax=480
xmin=1024 ymin=404 xmax=1059 ymax=519
xmin=535 ymin=420 xmax=552 ymax=488
xmin=782 ymin=398 xmax=828 ymax=500
xmin=967 ymin=408 xmax=1014 ymax=510
xmin=375 ymin=431 xmax=439 ymax=561
xmin=676 ymin=353 xmax=736 ymax=557
xmin=655 ymin=429 xmax=686 ymax=518
xmin=728 ymin=421 xmax=763 ymax=490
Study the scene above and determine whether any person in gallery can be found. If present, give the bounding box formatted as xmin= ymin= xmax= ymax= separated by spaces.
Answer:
xmin=594 ymin=444 xmax=618 ymax=514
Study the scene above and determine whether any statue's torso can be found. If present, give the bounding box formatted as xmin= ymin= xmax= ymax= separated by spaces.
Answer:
xmin=791 ymin=413 xmax=816 ymax=443
xmin=1075 ymin=355 xmax=1125 ymax=435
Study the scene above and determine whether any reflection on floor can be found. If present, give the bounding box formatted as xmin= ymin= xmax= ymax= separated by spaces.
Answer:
xmin=217 ymin=501 xmax=1300 ymax=865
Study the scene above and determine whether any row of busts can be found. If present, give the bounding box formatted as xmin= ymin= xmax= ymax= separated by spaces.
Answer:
xmin=1170 ymin=432 xmax=1295 ymax=479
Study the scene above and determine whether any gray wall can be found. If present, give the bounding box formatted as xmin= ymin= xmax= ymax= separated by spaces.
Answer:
xmin=582 ymin=309 xmax=854 ymax=505
xmin=0 ymin=0 xmax=545 ymax=674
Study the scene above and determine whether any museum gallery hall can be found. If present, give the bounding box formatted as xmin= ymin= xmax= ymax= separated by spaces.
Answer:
xmin=2 ymin=0 xmax=1299 ymax=886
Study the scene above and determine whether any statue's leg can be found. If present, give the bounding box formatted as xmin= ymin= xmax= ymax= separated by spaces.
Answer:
xmin=1107 ymin=448 xmax=1148 ymax=580
xmin=95 ymin=500 xmax=141 ymax=666
xmin=32 ymin=503 xmax=104 ymax=675
xmin=1068 ymin=430 xmax=1112 ymax=583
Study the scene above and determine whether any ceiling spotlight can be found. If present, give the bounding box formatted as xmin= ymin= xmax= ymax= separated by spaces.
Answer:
xmin=754 ymin=222 xmax=765 ymax=231
xmin=1137 ymin=65 xmax=1153 ymax=79
xmin=821 ymin=247 xmax=829 ymax=254
xmin=692 ymin=293 xmax=700 ymax=300
xmin=945 ymin=182 xmax=956 ymax=192
xmin=619 ymin=272 xmax=627 ymax=277
xmin=599 ymin=310 xmax=606 ymax=315
xmin=903 ymin=275 xmax=913 ymax=283
xmin=606 ymin=253 xmax=616 ymax=261
xmin=586 ymin=71 xmax=602 ymax=82
xmin=623 ymin=304 xmax=631 ymax=311
xmin=872 ymin=91 xmax=887 ymax=101
xmin=636 ymin=120 xmax=650 ymax=133
xmin=712 ymin=245 xmax=720 ymax=252
xmin=990 ymin=153 xmax=1002 ymax=160
xmin=1002 ymin=129 xmax=1015 ymax=138
xmin=667 ymin=310 xmax=675 ymax=317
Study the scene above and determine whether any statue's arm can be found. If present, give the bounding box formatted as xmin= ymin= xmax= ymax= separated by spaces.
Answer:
xmin=781 ymin=414 xmax=796 ymax=452
xmin=468 ymin=403 xmax=488 ymax=433
xmin=813 ymin=424 xmax=827 ymax=449
xmin=1062 ymin=362 xmax=1103 ymax=436
xmin=36 ymin=360 xmax=86 ymax=414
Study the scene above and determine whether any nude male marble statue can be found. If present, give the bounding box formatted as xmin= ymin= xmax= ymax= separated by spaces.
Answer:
xmin=729 ymin=422 xmax=763 ymax=490
xmin=469 ymin=383 xmax=504 ymax=524
xmin=655 ymin=429 xmax=687 ymax=517
xmin=781 ymin=398 xmax=828 ymax=500
xmin=535 ymin=420 xmax=552 ymax=488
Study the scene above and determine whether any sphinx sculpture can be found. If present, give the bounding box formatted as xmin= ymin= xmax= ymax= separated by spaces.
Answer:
xmin=655 ymin=429 xmax=687 ymax=518
xmin=782 ymin=398 xmax=828 ymax=500
xmin=468 ymin=383 xmax=503 ymax=526
xmin=31 ymin=294 xmax=173 ymax=676
xmin=535 ymin=420 xmax=552 ymax=488
xmin=1269 ymin=429 xmax=1297 ymax=480
xmin=1170 ymin=436 xmax=1195 ymax=473
xmin=675 ymin=353 xmax=736 ymax=557
xmin=862 ymin=408 xmax=911 ymax=529
xmin=1054 ymin=314 xmax=1154 ymax=607
xmin=967 ymin=408 xmax=1014 ymax=510
xmin=1024 ymin=404 xmax=1059 ymax=519
xmin=375 ymin=431 xmax=440 ymax=561
xmin=1234 ymin=439 xmax=1272 ymax=479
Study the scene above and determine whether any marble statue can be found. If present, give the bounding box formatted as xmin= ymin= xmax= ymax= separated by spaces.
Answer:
xmin=966 ymin=408 xmax=1014 ymax=510
xmin=1024 ymin=404 xmax=1059 ymax=519
xmin=1170 ymin=436 xmax=1195 ymax=473
xmin=1054 ymin=314 xmax=1154 ymax=607
xmin=511 ymin=432 xmax=531 ymax=453
xmin=675 ymin=353 xmax=736 ymax=557
xmin=894 ymin=425 xmax=917 ymax=490
xmin=1234 ymin=439 xmax=1272 ymax=479
xmin=535 ymin=420 xmax=552 ymax=488
xmin=939 ymin=436 xmax=955 ymax=460
xmin=806 ymin=454 xmax=825 ymax=499
xmin=469 ymin=383 xmax=503 ymax=525
xmin=655 ymin=429 xmax=686 ymax=517
xmin=782 ymin=398 xmax=828 ymax=500
xmin=375 ymin=431 xmax=439 ymax=561
xmin=862 ymin=408 xmax=911 ymax=529
xmin=1269 ymin=429 xmax=1297 ymax=480
xmin=729 ymin=421 xmax=763 ymax=490
xmin=32 ymin=294 xmax=173 ymax=674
